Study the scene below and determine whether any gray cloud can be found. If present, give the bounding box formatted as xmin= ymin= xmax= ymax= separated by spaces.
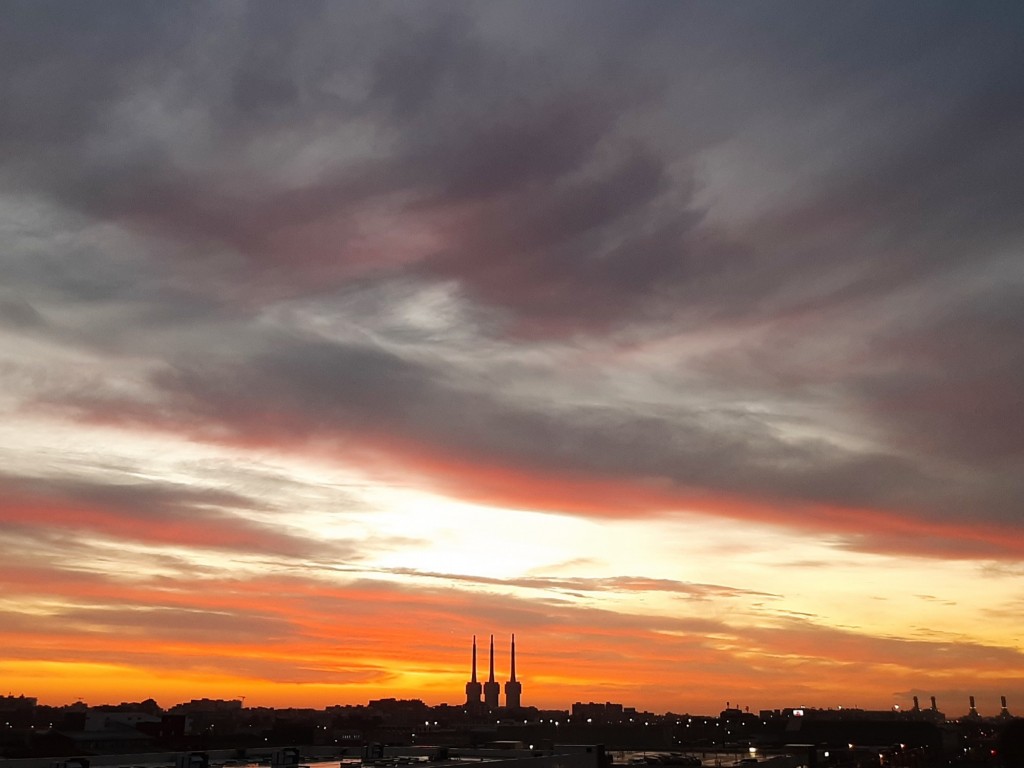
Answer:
xmin=2 ymin=1 xmax=1023 ymax=562
xmin=855 ymin=290 xmax=1024 ymax=463
xmin=311 ymin=564 xmax=779 ymax=602
xmin=24 ymin=316 xmax=1018 ymax=558
xmin=0 ymin=295 xmax=46 ymax=329
xmin=6 ymin=1 xmax=1020 ymax=330
xmin=0 ymin=472 xmax=341 ymax=559
xmin=55 ymin=605 xmax=294 ymax=643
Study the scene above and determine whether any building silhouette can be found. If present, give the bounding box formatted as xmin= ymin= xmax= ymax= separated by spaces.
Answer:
xmin=482 ymin=635 xmax=500 ymax=709
xmin=464 ymin=635 xmax=482 ymax=709
xmin=968 ymin=695 xmax=980 ymax=720
xmin=504 ymin=634 xmax=522 ymax=710
xmin=1000 ymin=695 xmax=1013 ymax=720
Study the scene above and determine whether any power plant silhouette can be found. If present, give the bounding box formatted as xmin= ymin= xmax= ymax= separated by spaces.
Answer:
xmin=465 ymin=634 xmax=521 ymax=710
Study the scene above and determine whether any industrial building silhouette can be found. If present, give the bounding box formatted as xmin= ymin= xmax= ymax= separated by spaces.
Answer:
xmin=465 ymin=634 xmax=521 ymax=710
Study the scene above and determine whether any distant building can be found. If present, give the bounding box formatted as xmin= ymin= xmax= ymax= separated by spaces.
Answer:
xmin=0 ymin=695 xmax=38 ymax=710
xmin=0 ymin=695 xmax=38 ymax=729
xmin=967 ymin=695 xmax=980 ymax=720
xmin=999 ymin=695 xmax=1013 ymax=720
xmin=84 ymin=710 xmax=161 ymax=732
xmin=367 ymin=698 xmax=430 ymax=726
xmin=169 ymin=698 xmax=242 ymax=713
xmin=572 ymin=702 xmax=624 ymax=723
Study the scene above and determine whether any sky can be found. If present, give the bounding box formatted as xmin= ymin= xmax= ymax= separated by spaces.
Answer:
xmin=2 ymin=1 xmax=1024 ymax=717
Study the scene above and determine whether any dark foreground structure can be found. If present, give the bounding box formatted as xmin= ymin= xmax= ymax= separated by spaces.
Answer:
xmin=4 ymin=688 xmax=1023 ymax=767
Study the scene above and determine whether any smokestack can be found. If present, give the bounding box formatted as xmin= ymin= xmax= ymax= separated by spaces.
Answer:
xmin=913 ymin=696 xmax=920 ymax=711
xmin=969 ymin=695 xmax=978 ymax=718
xmin=931 ymin=696 xmax=937 ymax=711
xmin=482 ymin=634 xmax=500 ymax=708
xmin=510 ymin=633 xmax=517 ymax=682
xmin=489 ymin=635 xmax=495 ymax=682
xmin=1002 ymin=696 xmax=1008 ymax=709
xmin=504 ymin=633 xmax=522 ymax=709
xmin=464 ymin=636 xmax=482 ymax=706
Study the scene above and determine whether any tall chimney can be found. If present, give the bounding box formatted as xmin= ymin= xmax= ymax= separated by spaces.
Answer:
xmin=913 ymin=696 xmax=920 ymax=711
xmin=504 ymin=633 xmax=522 ymax=709
xmin=510 ymin=633 xmax=517 ymax=682
xmin=482 ymin=634 xmax=500 ymax=708
xmin=465 ymin=635 xmax=482 ymax=706
xmin=931 ymin=696 xmax=937 ymax=711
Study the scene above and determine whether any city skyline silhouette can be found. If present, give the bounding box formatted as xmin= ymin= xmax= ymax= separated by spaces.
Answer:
xmin=3 ymin=634 xmax=1018 ymax=722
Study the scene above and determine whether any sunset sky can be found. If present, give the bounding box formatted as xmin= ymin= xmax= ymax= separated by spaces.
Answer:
xmin=2 ymin=2 xmax=1024 ymax=717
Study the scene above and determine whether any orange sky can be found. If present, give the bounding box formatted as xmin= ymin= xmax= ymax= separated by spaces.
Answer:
xmin=2 ymin=439 xmax=1022 ymax=716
